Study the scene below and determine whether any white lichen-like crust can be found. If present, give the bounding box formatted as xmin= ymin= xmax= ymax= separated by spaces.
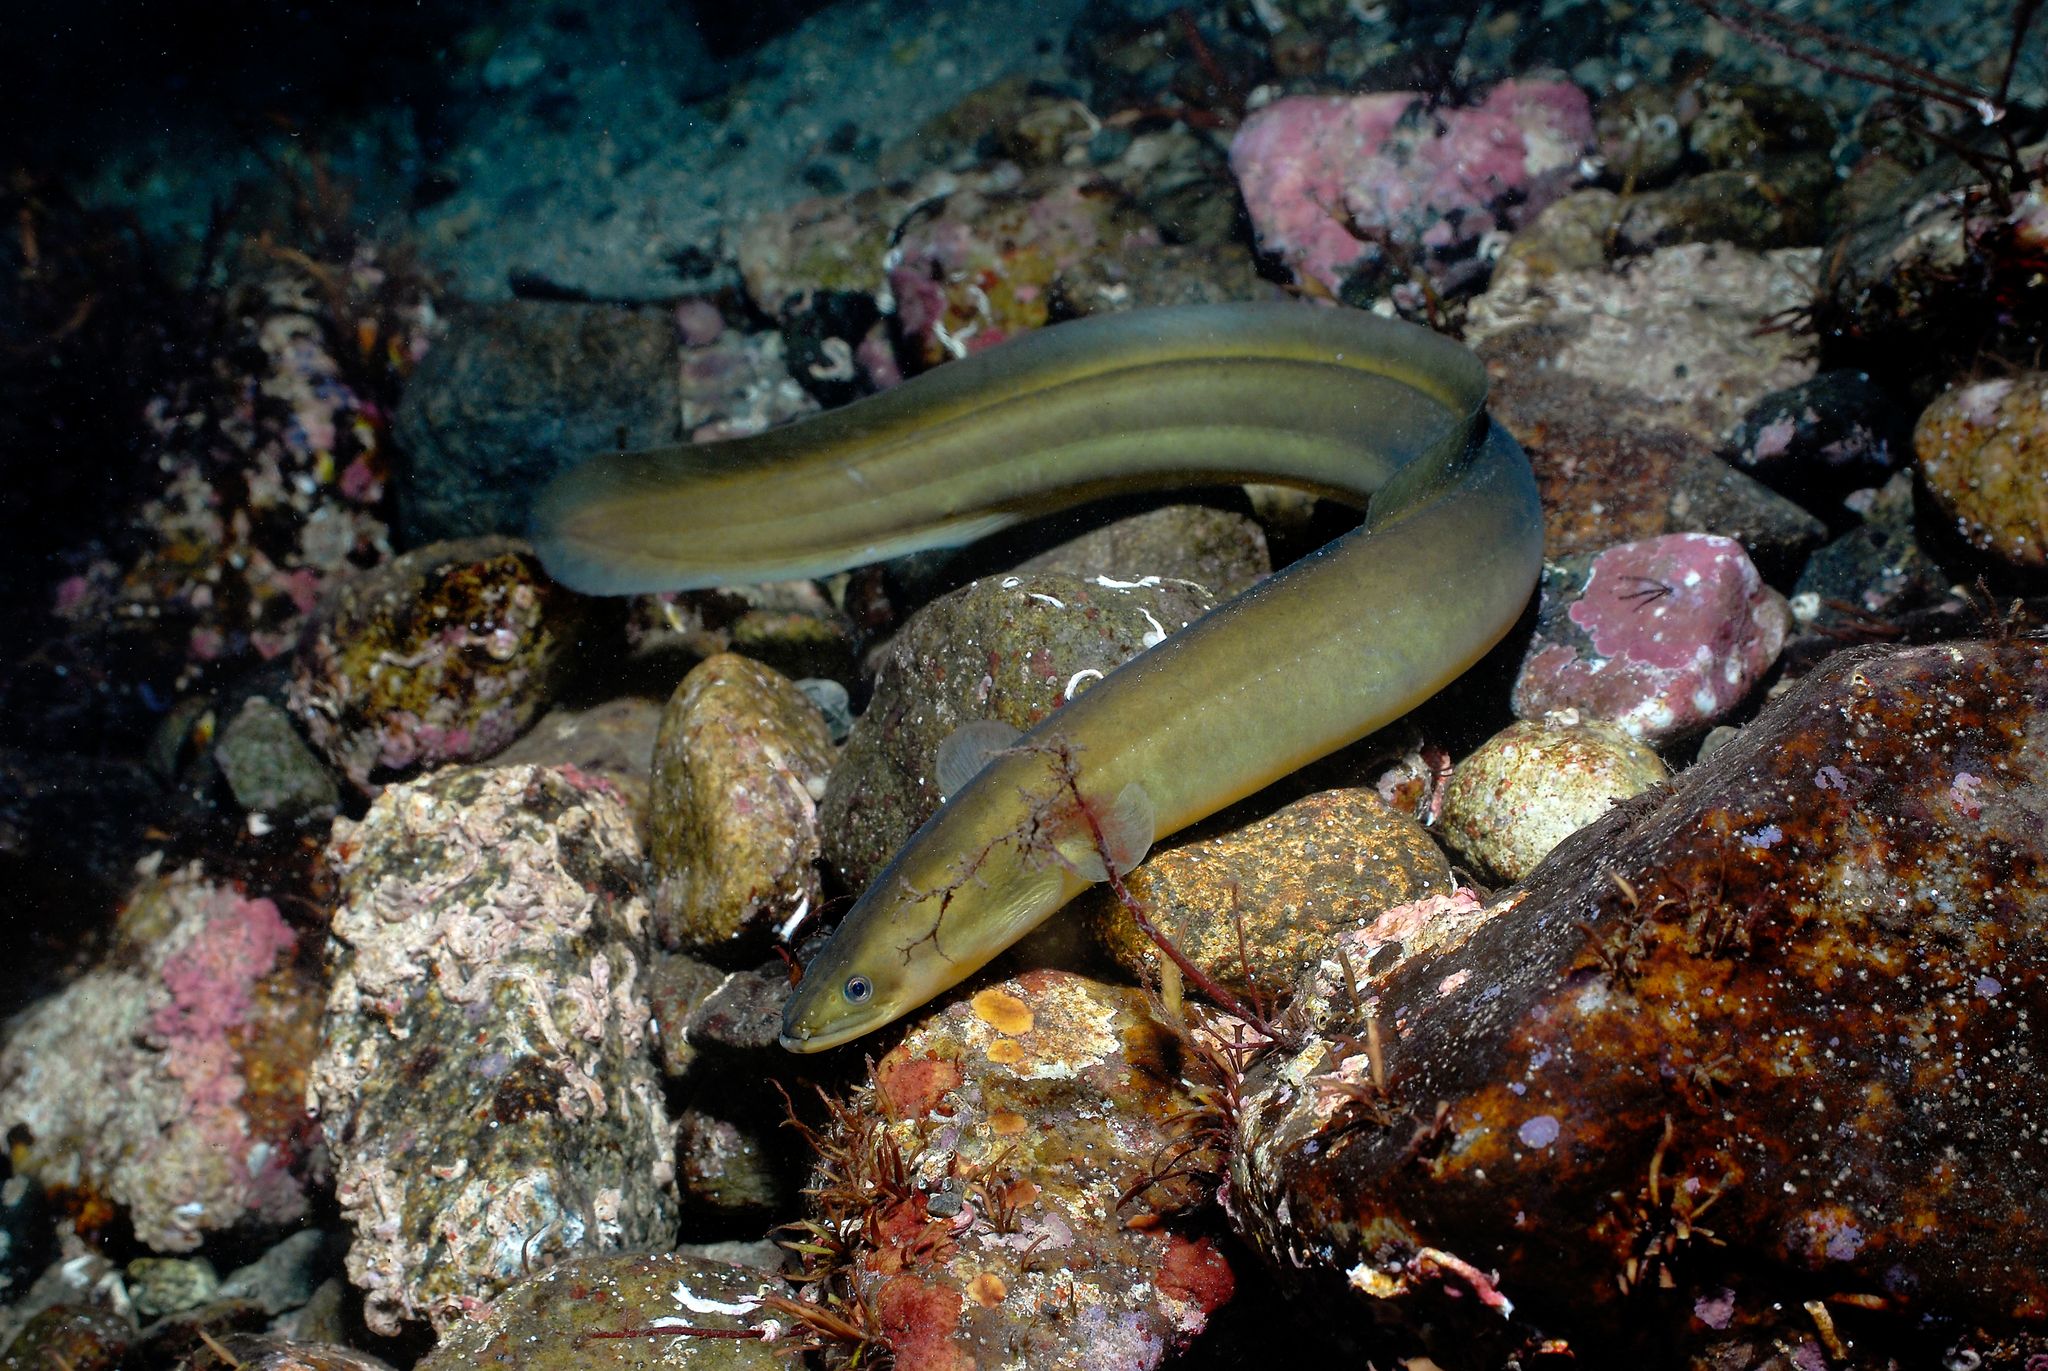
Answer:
xmin=307 ymin=764 xmax=676 ymax=1335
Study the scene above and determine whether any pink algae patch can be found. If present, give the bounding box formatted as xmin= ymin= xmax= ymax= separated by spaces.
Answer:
xmin=1156 ymin=1233 xmax=1236 ymax=1316
xmin=1519 ymin=533 xmax=1790 ymax=742
xmin=877 ymin=1052 xmax=966 ymax=1121
xmin=876 ymin=1273 xmax=974 ymax=1371
xmin=1229 ymin=80 xmax=1592 ymax=292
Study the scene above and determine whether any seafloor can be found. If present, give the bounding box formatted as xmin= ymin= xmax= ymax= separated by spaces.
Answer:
xmin=2 ymin=0 xmax=2046 ymax=1368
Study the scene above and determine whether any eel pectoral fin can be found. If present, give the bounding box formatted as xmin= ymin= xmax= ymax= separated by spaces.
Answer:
xmin=936 ymin=719 xmax=1027 ymax=800
xmin=1055 ymin=781 xmax=1157 ymax=882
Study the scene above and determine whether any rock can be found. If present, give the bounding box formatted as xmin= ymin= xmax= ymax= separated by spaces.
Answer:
xmin=675 ymin=1109 xmax=786 ymax=1219
xmin=677 ymin=964 xmax=790 ymax=1058
xmin=678 ymin=325 xmax=823 ymax=439
xmin=737 ymin=181 xmax=922 ymax=318
xmin=1726 ymin=370 xmax=1912 ymax=519
xmin=213 ymin=697 xmax=339 ymax=826
xmin=492 ymin=697 xmax=665 ymax=834
xmin=887 ymin=165 xmax=1161 ymax=370
xmin=1082 ymin=787 xmax=1450 ymax=992
xmin=124 ymin=1257 xmax=219 ymax=1318
xmin=1098 ymin=127 xmax=1246 ymax=247
xmin=307 ymin=765 xmax=675 ymax=1334
xmin=1788 ymin=470 xmax=1954 ymax=641
xmin=1437 ymin=716 xmax=1669 ymax=884
xmin=1484 ymin=358 xmax=1826 ymax=578
xmin=625 ymin=580 xmax=859 ymax=694
xmin=1469 ymin=240 xmax=1820 ymax=449
xmin=821 ymin=571 xmax=1215 ymax=890
xmin=1594 ymin=83 xmax=1686 ymax=187
xmin=1610 ymin=155 xmax=1834 ymax=253
xmin=1016 ymin=503 xmax=1271 ymax=600
xmin=1820 ymin=138 xmax=2048 ymax=379
xmin=1684 ymin=82 xmax=1836 ymax=170
xmin=216 ymin=1230 xmax=331 ymax=1318
xmin=1513 ymin=534 xmax=1791 ymax=743
xmin=0 ymin=1175 xmax=50 ymax=1305
xmin=1229 ymin=81 xmax=1594 ymax=301
xmin=0 ymin=859 xmax=319 ymax=1253
xmin=647 ymin=653 xmax=836 ymax=954
xmin=390 ymin=302 xmax=680 ymax=545
xmin=1491 ymin=187 xmax=1616 ymax=278
xmin=0 ymin=1253 xmax=127 ymax=1355
xmin=830 ymin=970 xmax=1235 ymax=1371
xmin=415 ymin=1252 xmax=782 ymax=1370
xmin=0 ymin=1306 xmax=132 ymax=1371
xmin=1914 ymin=372 xmax=2048 ymax=568
xmin=797 ymin=678 xmax=855 ymax=742
xmin=286 ymin=537 xmax=568 ymax=791
xmin=646 ymin=952 xmax=729 ymax=1078
xmin=1049 ymin=243 xmax=1287 ymax=318
xmin=1229 ymin=639 xmax=2048 ymax=1362
xmin=175 ymin=1338 xmax=398 ymax=1371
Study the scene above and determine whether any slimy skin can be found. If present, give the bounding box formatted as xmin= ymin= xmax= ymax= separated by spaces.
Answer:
xmin=532 ymin=303 xmax=1544 ymax=1052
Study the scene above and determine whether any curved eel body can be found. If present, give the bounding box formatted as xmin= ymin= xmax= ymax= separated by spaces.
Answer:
xmin=533 ymin=302 xmax=1544 ymax=1052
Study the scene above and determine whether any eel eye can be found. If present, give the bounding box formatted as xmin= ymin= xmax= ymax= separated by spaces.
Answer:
xmin=843 ymin=975 xmax=873 ymax=1005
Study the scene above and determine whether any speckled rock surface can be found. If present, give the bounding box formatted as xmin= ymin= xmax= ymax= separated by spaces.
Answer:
xmin=830 ymin=969 xmax=1235 ymax=1371
xmin=1229 ymin=81 xmax=1593 ymax=300
xmin=1513 ymin=534 xmax=1792 ymax=743
xmin=415 ymin=1252 xmax=781 ymax=1370
xmin=1609 ymin=155 xmax=1834 ymax=254
xmin=213 ymin=697 xmax=340 ymax=826
xmin=286 ymin=537 xmax=567 ymax=790
xmin=1821 ymin=140 xmax=2048 ymax=376
xmin=674 ymin=1109 xmax=785 ymax=1219
xmin=1915 ymin=372 xmax=2048 ymax=568
xmin=1231 ymin=640 xmax=2048 ymax=1363
xmin=390 ymin=301 xmax=680 ymax=545
xmin=677 ymin=322 xmax=821 ymax=441
xmin=1482 ymin=338 xmax=1826 ymax=578
xmin=887 ymin=164 xmax=1162 ymax=369
xmin=1049 ymin=243 xmax=1288 ymax=318
xmin=648 ymin=653 xmax=835 ymax=954
xmin=1081 ymin=787 xmax=1450 ymax=991
xmin=1788 ymin=471 xmax=1954 ymax=641
xmin=1726 ymin=370 xmax=1911 ymax=519
xmin=821 ymin=571 xmax=1215 ymax=891
xmin=308 ymin=765 xmax=675 ymax=1334
xmin=1437 ymin=716 xmax=1669 ymax=884
xmin=492 ymin=697 xmax=664 ymax=835
xmin=0 ymin=1305 xmax=133 ymax=1371
xmin=1468 ymin=241 xmax=1820 ymax=448
xmin=0 ymin=859 xmax=319 ymax=1253
xmin=1015 ymin=504 xmax=1271 ymax=601
xmin=125 ymin=1256 xmax=219 ymax=1317
xmin=178 ymin=1339 xmax=398 ymax=1371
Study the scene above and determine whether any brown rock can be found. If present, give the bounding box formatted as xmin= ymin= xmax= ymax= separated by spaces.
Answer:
xmin=647 ymin=653 xmax=836 ymax=953
xmin=830 ymin=970 xmax=1235 ymax=1371
xmin=1083 ymin=787 xmax=1450 ymax=991
xmin=1229 ymin=640 xmax=2048 ymax=1363
xmin=1915 ymin=373 xmax=2048 ymax=568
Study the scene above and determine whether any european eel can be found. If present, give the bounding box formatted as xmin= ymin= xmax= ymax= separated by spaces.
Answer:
xmin=533 ymin=302 xmax=1544 ymax=1052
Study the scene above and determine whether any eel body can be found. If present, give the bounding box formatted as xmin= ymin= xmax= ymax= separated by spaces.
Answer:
xmin=532 ymin=302 xmax=1544 ymax=1052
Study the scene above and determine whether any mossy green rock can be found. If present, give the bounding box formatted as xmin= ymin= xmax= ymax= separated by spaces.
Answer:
xmin=418 ymin=1253 xmax=781 ymax=1370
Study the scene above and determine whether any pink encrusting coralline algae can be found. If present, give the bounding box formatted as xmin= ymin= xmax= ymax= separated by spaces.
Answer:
xmin=1229 ymin=80 xmax=1595 ymax=296
xmin=0 ymin=860 xmax=320 ymax=1253
xmin=1513 ymin=533 xmax=1793 ymax=743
